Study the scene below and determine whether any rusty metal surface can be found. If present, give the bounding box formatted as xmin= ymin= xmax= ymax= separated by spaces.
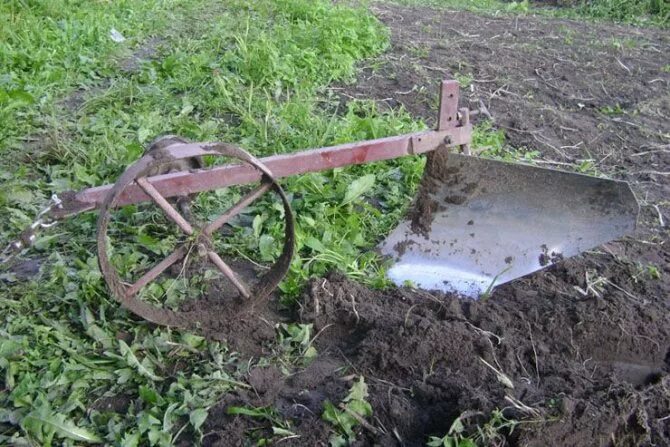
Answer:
xmin=380 ymin=153 xmax=639 ymax=297
xmin=437 ymin=80 xmax=460 ymax=131
xmin=97 ymin=141 xmax=295 ymax=327
xmin=52 ymin=127 xmax=471 ymax=217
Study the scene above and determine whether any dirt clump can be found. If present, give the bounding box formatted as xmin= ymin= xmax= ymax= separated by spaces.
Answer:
xmin=408 ymin=146 xmax=454 ymax=236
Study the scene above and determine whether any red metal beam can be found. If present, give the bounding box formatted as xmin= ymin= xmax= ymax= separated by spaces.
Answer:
xmin=437 ymin=80 xmax=460 ymax=131
xmin=51 ymin=80 xmax=471 ymax=218
xmin=55 ymin=125 xmax=471 ymax=218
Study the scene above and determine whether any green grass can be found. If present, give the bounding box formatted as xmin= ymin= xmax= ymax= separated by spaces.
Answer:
xmin=569 ymin=0 xmax=669 ymax=27
xmin=0 ymin=0 xmax=427 ymax=444
xmin=386 ymin=0 xmax=669 ymax=27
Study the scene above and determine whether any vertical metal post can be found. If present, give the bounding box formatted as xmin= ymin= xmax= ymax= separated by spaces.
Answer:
xmin=437 ymin=80 xmax=460 ymax=131
xmin=459 ymin=107 xmax=471 ymax=155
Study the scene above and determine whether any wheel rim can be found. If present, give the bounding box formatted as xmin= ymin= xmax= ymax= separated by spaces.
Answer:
xmin=97 ymin=141 xmax=295 ymax=327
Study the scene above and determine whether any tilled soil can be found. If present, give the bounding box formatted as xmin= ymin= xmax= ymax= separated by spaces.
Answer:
xmin=198 ymin=4 xmax=670 ymax=446
xmin=203 ymin=267 xmax=669 ymax=446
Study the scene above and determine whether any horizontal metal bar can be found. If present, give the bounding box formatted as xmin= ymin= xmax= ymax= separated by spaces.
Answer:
xmin=54 ymin=125 xmax=471 ymax=218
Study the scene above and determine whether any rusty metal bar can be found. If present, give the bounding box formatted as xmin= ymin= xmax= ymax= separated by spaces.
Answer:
xmin=207 ymin=250 xmax=251 ymax=298
xmin=55 ymin=127 xmax=470 ymax=217
xmin=437 ymin=80 xmax=459 ymax=131
xmin=136 ymin=177 xmax=194 ymax=235
xmin=126 ymin=245 xmax=187 ymax=297
xmin=51 ymin=81 xmax=471 ymax=218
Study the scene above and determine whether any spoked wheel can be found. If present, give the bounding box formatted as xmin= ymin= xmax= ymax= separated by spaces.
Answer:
xmin=97 ymin=138 xmax=295 ymax=327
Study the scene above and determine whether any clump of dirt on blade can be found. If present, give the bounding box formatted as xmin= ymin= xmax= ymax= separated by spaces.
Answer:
xmin=407 ymin=146 xmax=455 ymax=236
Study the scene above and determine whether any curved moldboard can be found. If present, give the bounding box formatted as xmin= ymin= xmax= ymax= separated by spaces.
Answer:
xmin=380 ymin=153 xmax=639 ymax=297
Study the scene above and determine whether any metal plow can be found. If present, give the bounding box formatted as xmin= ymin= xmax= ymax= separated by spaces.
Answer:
xmin=2 ymin=80 xmax=639 ymax=326
xmin=380 ymin=153 xmax=639 ymax=296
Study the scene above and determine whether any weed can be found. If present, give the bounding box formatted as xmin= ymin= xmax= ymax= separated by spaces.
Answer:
xmin=386 ymin=0 xmax=669 ymax=27
xmin=427 ymin=414 xmax=477 ymax=447
xmin=647 ymin=264 xmax=662 ymax=280
xmin=480 ymin=266 xmax=512 ymax=301
xmin=634 ymin=262 xmax=662 ymax=282
xmin=428 ymin=409 xmax=518 ymax=447
xmin=599 ymin=104 xmax=625 ymax=116
xmin=474 ymin=121 xmax=540 ymax=163
xmin=571 ymin=0 xmax=669 ymax=27
xmin=574 ymin=158 xmax=600 ymax=176
xmin=226 ymin=405 xmax=297 ymax=444
xmin=506 ymin=0 xmax=530 ymax=14
xmin=275 ymin=323 xmax=318 ymax=369
xmin=322 ymin=376 xmax=373 ymax=446
xmin=455 ymin=73 xmax=474 ymax=89
xmin=410 ymin=44 xmax=431 ymax=58
xmin=610 ymin=37 xmax=638 ymax=50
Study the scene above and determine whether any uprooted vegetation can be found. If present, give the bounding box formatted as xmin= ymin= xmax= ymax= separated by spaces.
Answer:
xmin=1 ymin=0 xmax=669 ymax=445
xmin=0 ymin=0 xmax=424 ymax=443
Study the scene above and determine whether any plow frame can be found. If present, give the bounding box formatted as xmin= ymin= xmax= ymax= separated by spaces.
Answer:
xmin=51 ymin=80 xmax=471 ymax=219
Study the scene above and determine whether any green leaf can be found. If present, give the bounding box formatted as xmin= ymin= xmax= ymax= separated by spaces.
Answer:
xmin=304 ymin=236 xmax=326 ymax=253
xmin=118 ymin=340 xmax=163 ymax=381
xmin=5 ymin=187 xmax=34 ymax=205
xmin=0 ymin=339 xmax=22 ymax=360
xmin=329 ymin=434 xmax=347 ymax=447
xmin=22 ymin=411 xmax=101 ymax=444
xmin=449 ymin=417 xmax=465 ymax=435
xmin=139 ymin=386 xmax=162 ymax=405
xmin=180 ymin=332 xmax=205 ymax=349
xmin=226 ymin=406 xmax=268 ymax=418
xmin=121 ymin=431 xmax=141 ymax=447
xmin=190 ymin=408 xmax=208 ymax=431
xmin=322 ymin=401 xmax=342 ymax=426
xmin=346 ymin=399 xmax=371 ymax=417
xmin=341 ymin=174 xmax=375 ymax=205
xmin=272 ymin=426 xmax=295 ymax=437
xmin=138 ymin=127 xmax=152 ymax=143
xmin=259 ymin=234 xmax=275 ymax=261
xmin=0 ymin=89 xmax=35 ymax=106
xmin=252 ymin=214 xmax=264 ymax=238
xmin=136 ymin=234 xmax=163 ymax=254
xmin=344 ymin=376 xmax=369 ymax=403
xmin=73 ymin=163 xmax=98 ymax=186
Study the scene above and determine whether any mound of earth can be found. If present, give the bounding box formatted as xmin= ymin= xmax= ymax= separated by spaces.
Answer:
xmin=201 ymin=267 xmax=668 ymax=446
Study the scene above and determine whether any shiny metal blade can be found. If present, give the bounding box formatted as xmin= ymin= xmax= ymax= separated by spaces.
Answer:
xmin=380 ymin=153 xmax=639 ymax=297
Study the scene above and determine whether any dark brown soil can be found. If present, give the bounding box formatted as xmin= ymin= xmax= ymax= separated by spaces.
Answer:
xmin=202 ymin=266 xmax=669 ymax=446
xmin=197 ymin=3 xmax=670 ymax=446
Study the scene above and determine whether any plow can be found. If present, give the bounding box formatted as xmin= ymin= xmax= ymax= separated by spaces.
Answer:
xmin=3 ymin=80 xmax=639 ymax=327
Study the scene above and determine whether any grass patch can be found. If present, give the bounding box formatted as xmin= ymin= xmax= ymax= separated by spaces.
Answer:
xmin=0 ymin=0 xmax=428 ymax=443
xmin=385 ymin=0 xmax=669 ymax=27
xmin=568 ymin=0 xmax=669 ymax=27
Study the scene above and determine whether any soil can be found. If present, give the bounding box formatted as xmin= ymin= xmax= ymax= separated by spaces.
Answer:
xmin=196 ymin=4 xmax=670 ymax=446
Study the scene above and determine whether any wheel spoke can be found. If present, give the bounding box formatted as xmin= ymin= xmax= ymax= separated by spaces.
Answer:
xmin=126 ymin=245 xmax=188 ymax=297
xmin=136 ymin=177 xmax=194 ymax=235
xmin=206 ymin=250 xmax=251 ymax=298
xmin=204 ymin=181 xmax=272 ymax=236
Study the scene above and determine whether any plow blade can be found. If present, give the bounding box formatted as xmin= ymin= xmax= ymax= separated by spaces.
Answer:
xmin=380 ymin=153 xmax=639 ymax=297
